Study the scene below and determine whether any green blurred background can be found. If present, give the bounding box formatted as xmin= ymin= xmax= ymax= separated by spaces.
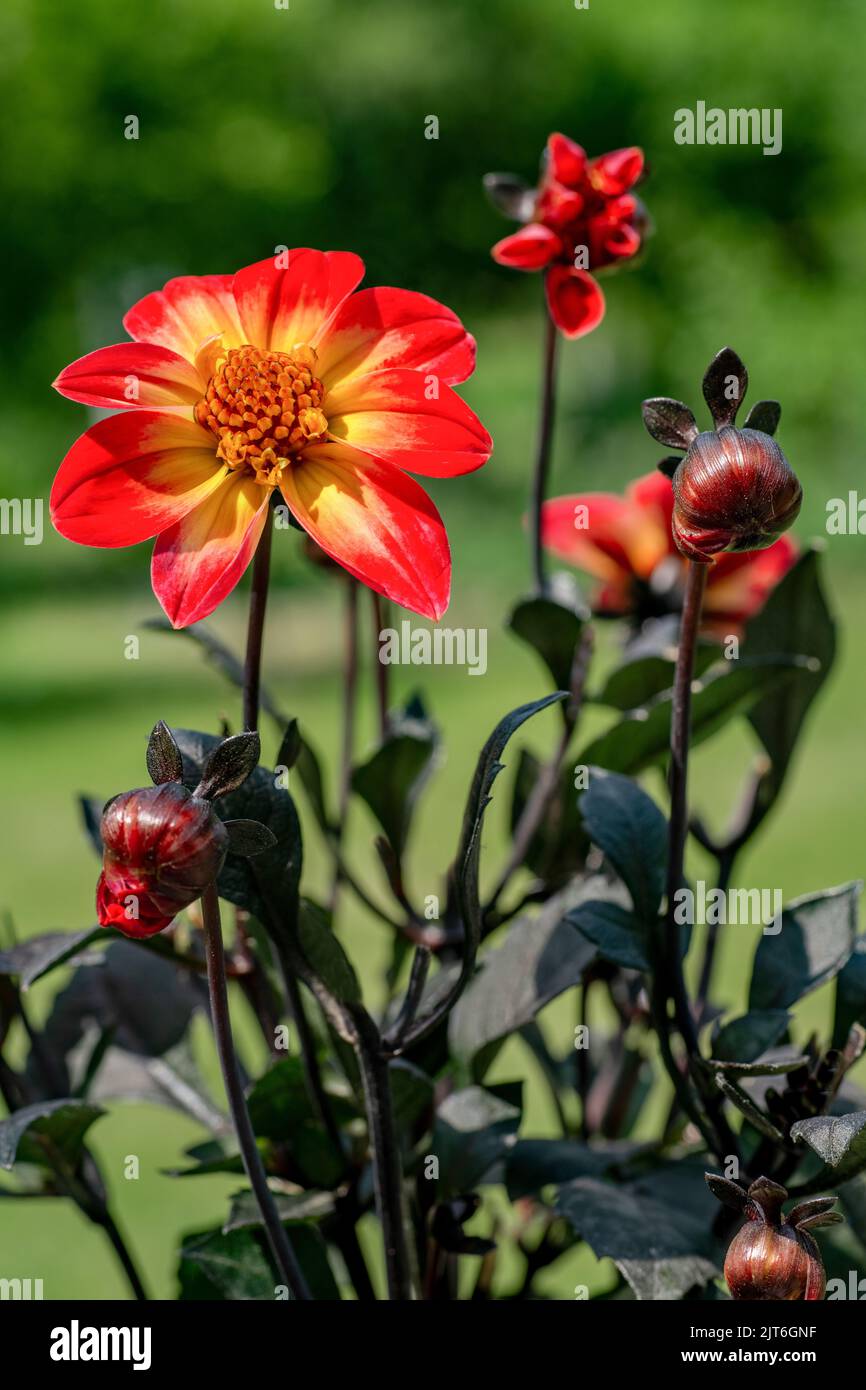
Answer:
xmin=2 ymin=0 xmax=866 ymax=1299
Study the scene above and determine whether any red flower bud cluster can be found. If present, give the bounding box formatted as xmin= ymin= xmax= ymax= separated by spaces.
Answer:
xmin=642 ymin=348 xmax=802 ymax=563
xmin=486 ymin=132 xmax=647 ymax=338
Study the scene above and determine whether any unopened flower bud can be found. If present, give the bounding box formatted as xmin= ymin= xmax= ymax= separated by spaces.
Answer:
xmin=672 ymin=428 xmax=802 ymax=562
xmin=706 ymin=1173 xmax=842 ymax=1301
xmin=98 ymin=784 xmax=229 ymax=939
xmin=642 ymin=347 xmax=802 ymax=563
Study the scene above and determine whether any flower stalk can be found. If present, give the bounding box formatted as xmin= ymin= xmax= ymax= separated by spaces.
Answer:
xmin=200 ymin=882 xmax=311 ymax=1300
xmin=530 ymin=304 xmax=559 ymax=594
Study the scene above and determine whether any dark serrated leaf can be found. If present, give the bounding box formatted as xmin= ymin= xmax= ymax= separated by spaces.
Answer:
xmin=555 ymin=1172 xmax=718 ymax=1300
xmin=0 ymin=1099 xmax=104 ymax=1170
xmin=834 ymin=938 xmax=866 ymax=1049
xmin=641 ymin=397 xmax=699 ymax=449
xmin=351 ymin=711 xmax=438 ymax=857
xmin=791 ymin=1111 xmax=866 ymax=1175
xmin=297 ymin=900 xmax=360 ymax=1006
xmin=0 ymin=928 xmax=104 ymax=991
xmin=711 ymin=1010 xmax=791 ymax=1063
xmin=750 ymin=881 xmax=860 ymax=1011
xmin=448 ymin=881 xmax=597 ymax=1061
xmin=745 ymin=547 xmax=837 ymax=806
xmin=28 ymin=941 xmax=203 ymax=1095
xmin=566 ymin=899 xmax=650 ymax=971
xmin=146 ymin=720 xmax=183 ymax=786
xmin=507 ymin=595 xmax=585 ymax=696
xmin=178 ymin=1223 xmax=339 ymax=1300
xmin=432 ymin=1083 xmax=521 ymax=1195
xmin=578 ymin=659 xmax=801 ymax=776
xmin=223 ymin=1188 xmax=335 ymax=1233
xmin=505 ymin=1139 xmax=636 ymax=1200
xmin=579 ymin=770 xmax=667 ymax=923
xmin=702 ymin=346 xmax=748 ymax=428
xmin=592 ymin=646 xmax=716 ymax=712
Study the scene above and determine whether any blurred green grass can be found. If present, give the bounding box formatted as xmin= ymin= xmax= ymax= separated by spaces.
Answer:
xmin=2 ymin=0 xmax=865 ymax=1298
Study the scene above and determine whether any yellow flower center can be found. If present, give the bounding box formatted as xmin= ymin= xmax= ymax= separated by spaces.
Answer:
xmin=194 ymin=343 xmax=329 ymax=487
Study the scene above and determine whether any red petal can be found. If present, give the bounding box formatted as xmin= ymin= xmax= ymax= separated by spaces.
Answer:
xmin=545 ymin=267 xmax=605 ymax=339
xmin=53 ymin=343 xmax=204 ymax=410
xmin=151 ymin=473 xmax=270 ymax=628
xmin=316 ymin=287 xmax=476 ymax=389
xmin=281 ymin=441 xmax=450 ymax=620
xmin=492 ymin=224 xmax=562 ymax=270
xmin=325 ymin=368 xmax=492 ymax=477
xmin=547 ymin=133 xmax=588 ymax=188
xmin=542 ymin=491 xmax=667 ymax=584
xmin=704 ymin=535 xmax=799 ymax=625
xmin=231 ymin=249 xmax=364 ymax=353
xmin=50 ymin=412 xmax=222 ymax=547
xmin=602 ymin=223 xmax=642 ymax=260
xmin=589 ymin=147 xmax=644 ymax=196
xmin=124 ymin=274 xmax=245 ymax=359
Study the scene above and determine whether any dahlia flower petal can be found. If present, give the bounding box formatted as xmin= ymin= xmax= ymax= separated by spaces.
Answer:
xmin=281 ymin=441 xmax=450 ymax=620
xmin=50 ymin=412 xmax=223 ymax=547
xmin=545 ymin=266 xmax=605 ymax=339
xmin=325 ymin=368 xmax=492 ymax=477
xmin=232 ymin=249 xmax=364 ymax=353
xmin=492 ymin=224 xmax=562 ymax=270
xmin=703 ymin=534 xmax=798 ymax=624
xmin=547 ymin=132 xmax=588 ymax=188
xmin=541 ymin=493 xmax=646 ymax=583
xmin=316 ymin=288 xmax=476 ymax=389
xmin=53 ymin=342 xmax=204 ymax=410
xmin=589 ymin=147 xmax=645 ymax=196
xmin=124 ymin=274 xmax=245 ymax=360
xmin=151 ymin=473 xmax=270 ymax=628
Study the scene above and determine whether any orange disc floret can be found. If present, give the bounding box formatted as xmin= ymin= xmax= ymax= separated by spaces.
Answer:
xmin=194 ymin=343 xmax=329 ymax=485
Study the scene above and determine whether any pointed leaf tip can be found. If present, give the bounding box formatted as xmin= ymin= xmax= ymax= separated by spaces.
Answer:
xmin=146 ymin=720 xmax=183 ymax=785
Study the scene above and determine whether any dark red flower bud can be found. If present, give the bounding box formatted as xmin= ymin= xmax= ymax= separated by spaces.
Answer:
xmin=706 ymin=1174 xmax=842 ymax=1301
xmin=672 ymin=427 xmax=802 ymax=562
xmin=98 ymin=784 xmax=229 ymax=939
xmin=642 ymin=348 xmax=802 ymax=563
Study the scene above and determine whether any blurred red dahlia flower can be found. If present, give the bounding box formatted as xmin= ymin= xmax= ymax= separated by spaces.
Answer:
xmin=486 ymin=133 xmax=647 ymax=337
xmin=541 ymin=471 xmax=797 ymax=635
xmin=51 ymin=250 xmax=492 ymax=626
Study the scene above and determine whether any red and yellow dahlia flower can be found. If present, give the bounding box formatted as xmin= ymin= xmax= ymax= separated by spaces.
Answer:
xmin=51 ymin=250 xmax=492 ymax=626
xmin=541 ymin=471 xmax=797 ymax=635
xmin=487 ymin=133 xmax=647 ymax=338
